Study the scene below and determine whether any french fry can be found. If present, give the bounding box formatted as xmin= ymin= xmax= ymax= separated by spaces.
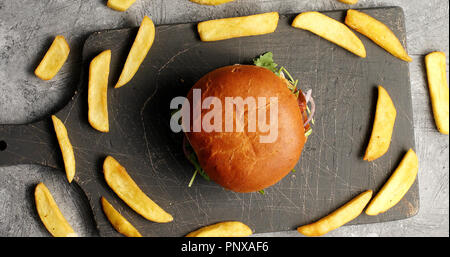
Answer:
xmin=88 ymin=50 xmax=111 ymax=133
xmin=103 ymin=156 xmax=173 ymax=223
xmin=425 ymin=51 xmax=449 ymax=134
xmin=345 ymin=9 xmax=412 ymax=62
xmin=338 ymin=0 xmax=358 ymax=4
xmin=51 ymin=115 xmax=76 ymax=183
xmin=34 ymin=182 xmax=77 ymax=237
xmin=364 ymin=86 xmax=397 ymax=161
xmin=292 ymin=12 xmax=366 ymax=58
xmin=297 ymin=190 xmax=373 ymax=236
xmin=197 ymin=12 xmax=279 ymax=42
xmin=101 ymin=197 xmax=142 ymax=237
xmin=186 ymin=221 xmax=252 ymax=237
xmin=34 ymin=35 xmax=70 ymax=80
xmin=190 ymin=0 xmax=235 ymax=5
xmin=115 ymin=16 xmax=155 ymax=88
xmin=365 ymin=149 xmax=419 ymax=215
xmin=107 ymin=0 xmax=136 ymax=12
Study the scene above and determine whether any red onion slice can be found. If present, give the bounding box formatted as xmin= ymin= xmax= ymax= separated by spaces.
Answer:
xmin=304 ymin=89 xmax=312 ymax=103
xmin=302 ymin=90 xmax=315 ymax=126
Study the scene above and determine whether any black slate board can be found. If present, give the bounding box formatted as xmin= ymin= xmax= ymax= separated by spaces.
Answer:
xmin=0 ymin=7 xmax=418 ymax=237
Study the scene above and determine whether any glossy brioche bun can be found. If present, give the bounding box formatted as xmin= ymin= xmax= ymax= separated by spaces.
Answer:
xmin=185 ymin=65 xmax=305 ymax=192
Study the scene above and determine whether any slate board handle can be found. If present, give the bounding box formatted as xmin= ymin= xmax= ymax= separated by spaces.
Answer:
xmin=0 ymin=118 xmax=60 ymax=168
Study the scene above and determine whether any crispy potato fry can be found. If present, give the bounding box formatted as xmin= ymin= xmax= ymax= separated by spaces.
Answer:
xmin=103 ymin=156 xmax=173 ymax=223
xmin=345 ymin=9 xmax=412 ymax=62
xmin=115 ymin=16 xmax=155 ymax=88
xmin=365 ymin=149 xmax=419 ymax=216
xmin=51 ymin=115 xmax=76 ymax=183
xmin=34 ymin=35 xmax=70 ymax=80
xmin=101 ymin=197 xmax=142 ymax=237
xmin=107 ymin=0 xmax=136 ymax=12
xmin=88 ymin=50 xmax=111 ymax=133
xmin=292 ymin=12 xmax=366 ymax=58
xmin=364 ymin=86 xmax=397 ymax=161
xmin=190 ymin=0 xmax=235 ymax=5
xmin=338 ymin=0 xmax=358 ymax=4
xmin=297 ymin=190 xmax=373 ymax=236
xmin=197 ymin=12 xmax=279 ymax=42
xmin=186 ymin=221 xmax=252 ymax=237
xmin=35 ymin=182 xmax=77 ymax=237
xmin=425 ymin=52 xmax=449 ymax=134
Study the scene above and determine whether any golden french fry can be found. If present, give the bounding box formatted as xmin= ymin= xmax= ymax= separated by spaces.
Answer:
xmin=107 ymin=0 xmax=136 ymax=12
xmin=364 ymin=86 xmax=397 ymax=161
xmin=35 ymin=182 xmax=77 ymax=237
xmin=34 ymin=35 xmax=70 ymax=80
xmin=115 ymin=16 xmax=155 ymax=88
xmin=101 ymin=197 xmax=142 ymax=237
xmin=103 ymin=156 xmax=173 ymax=223
xmin=345 ymin=9 xmax=412 ymax=62
xmin=297 ymin=190 xmax=373 ymax=236
xmin=338 ymin=0 xmax=358 ymax=4
xmin=292 ymin=12 xmax=366 ymax=58
xmin=51 ymin=115 xmax=76 ymax=183
xmin=197 ymin=12 xmax=279 ymax=42
xmin=88 ymin=50 xmax=111 ymax=133
xmin=366 ymin=149 xmax=419 ymax=216
xmin=425 ymin=52 xmax=449 ymax=134
xmin=186 ymin=221 xmax=252 ymax=237
xmin=190 ymin=0 xmax=235 ymax=5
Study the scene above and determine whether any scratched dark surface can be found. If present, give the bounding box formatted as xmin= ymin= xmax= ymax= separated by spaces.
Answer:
xmin=0 ymin=7 xmax=418 ymax=237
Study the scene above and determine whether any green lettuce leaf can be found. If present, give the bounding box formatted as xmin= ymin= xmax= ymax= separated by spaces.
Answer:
xmin=254 ymin=52 xmax=279 ymax=75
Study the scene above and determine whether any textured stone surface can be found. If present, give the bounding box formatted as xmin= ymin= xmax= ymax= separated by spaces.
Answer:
xmin=0 ymin=0 xmax=448 ymax=237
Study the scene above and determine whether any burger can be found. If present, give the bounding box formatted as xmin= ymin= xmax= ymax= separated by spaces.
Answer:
xmin=179 ymin=52 xmax=315 ymax=193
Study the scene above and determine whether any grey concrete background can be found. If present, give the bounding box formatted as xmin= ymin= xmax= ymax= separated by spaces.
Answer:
xmin=0 ymin=0 xmax=448 ymax=237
